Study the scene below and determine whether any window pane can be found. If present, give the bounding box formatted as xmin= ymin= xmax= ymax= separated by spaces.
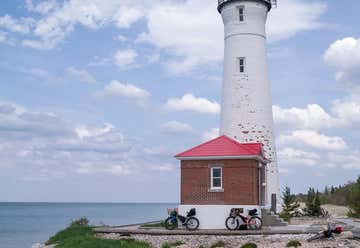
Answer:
xmin=213 ymin=178 xmax=221 ymax=187
xmin=239 ymin=15 xmax=244 ymax=22
xmin=212 ymin=168 xmax=221 ymax=177
xmin=240 ymin=66 xmax=244 ymax=73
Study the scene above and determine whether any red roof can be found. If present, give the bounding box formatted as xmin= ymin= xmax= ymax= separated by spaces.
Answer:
xmin=175 ymin=135 xmax=265 ymax=160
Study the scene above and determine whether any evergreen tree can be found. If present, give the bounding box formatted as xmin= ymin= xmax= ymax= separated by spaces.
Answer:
xmin=348 ymin=176 xmax=360 ymax=217
xmin=281 ymin=186 xmax=300 ymax=215
xmin=313 ymin=191 xmax=322 ymax=216
xmin=331 ymin=186 xmax=335 ymax=194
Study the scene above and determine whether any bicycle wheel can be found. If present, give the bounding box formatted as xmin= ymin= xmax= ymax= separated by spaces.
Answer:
xmin=185 ymin=217 xmax=200 ymax=230
xmin=248 ymin=216 xmax=262 ymax=230
xmin=225 ymin=216 xmax=239 ymax=230
xmin=164 ymin=217 xmax=178 ymax=230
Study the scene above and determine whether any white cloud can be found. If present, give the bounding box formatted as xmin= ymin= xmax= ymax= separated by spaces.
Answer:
xmin=273 ymin=104 xmax=344 ymax=129
xmin=26 ymin=0 xmax=59 ymax=14
xmin=97 ymin=80 xmax=150 ymax=102
xmin=165 ymin=93 xmax=220 ymax=114
xmin=278 ymin=148 xmax=320 ymax=166
xmin=161 ymin=121 xmax=193 ymax=135
xmin=327 ymin=152 xmax=360 ymax=170
xmin=151 ymin=163 xmax=175 ymax=172
xmin=267 ymin=0 xmax=327 ymax=42
xmin=66 ymin=66 xmax=96 ymax=84
xmin=0 ymin=102 xmax=143 ymax=178
xmin=332 ymin=99 xmax=360 ymax=124
xmin=0 ymin=31 xmax=15 ymax=45
xmin=324 ymin=37 xmax=360 ymax=87
xmin=137 ymin=0 xmax=326 ymax=73
xmin=21 ymin=1 xmax=150 ymax=49
xmin=278 ymin=130 xmax=347 ymax=151
xmin=113 ymin=7 xmax=144 ymax=28
xmin=0 ymin=15 xmax=34 ymax=34
xmin=115 ymin=34 xmax=127 ymax=42
xmin=202 ymin=128 xmax=219 ymax=141
xmin=114 ymin=49 xmax=138 ymax=68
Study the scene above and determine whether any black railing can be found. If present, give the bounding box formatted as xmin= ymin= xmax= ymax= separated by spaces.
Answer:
xmin=218 ymin=0 xmax=276 ymax=7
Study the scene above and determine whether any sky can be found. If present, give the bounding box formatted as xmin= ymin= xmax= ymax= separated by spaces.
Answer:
xmin=0 ymin=0 xmax=360 ymax=203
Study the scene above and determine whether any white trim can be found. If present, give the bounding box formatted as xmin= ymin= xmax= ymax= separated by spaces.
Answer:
xmin=210 ymin=166 xmax=223 ymax=190
xmin=176 ymin=155 xmax=268 ymax=164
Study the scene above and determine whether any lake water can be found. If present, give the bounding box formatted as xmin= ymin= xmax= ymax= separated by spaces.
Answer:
xmin=0 ymin=202 xmax=177 ymax=248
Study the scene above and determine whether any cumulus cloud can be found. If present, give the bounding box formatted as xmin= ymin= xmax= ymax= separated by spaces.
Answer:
xmin=273 ymin=104 xmax=344 ymax=129
xmin=165 ymin=94 xmax=220 ymax=114
xmin=324 ymin=37 xmax=360 ymax=87
xmin=278 ymin=130 xmax=347 ymax=151
xmin=161 ymin=121 xmax=193 ymax=135
xmin=0 ymin=102 xmax=158 ymax=178
xmin=267 ymin=0 xmax=327 ymax=42
xmin=278 ymin=148 xmax=320 ymax=166
xmin=4 ymin=0 xmax=326 ymax=68
xmin=96 ymin=80 xmax=150 ymax=103
xmin=137 ymin=0 xmax=326 ymax=72
xmin=202 ymin=128 xmax=219 ymax=141
xmin=331 ymin=99 xmax=360 ymax=124
xmin=66 ymin=66 xmax=96 ymax=84
xmin=0 ymin=14 xmax=34 ymax=34
xmin=114 ymin=49 xmax=138 ymax=68
xmin=20 ymin=0 xmax=149 ymax=49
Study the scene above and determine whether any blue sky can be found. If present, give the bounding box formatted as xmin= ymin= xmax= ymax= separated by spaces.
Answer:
xmin=0 ymin=0 xmax=360 ymax=202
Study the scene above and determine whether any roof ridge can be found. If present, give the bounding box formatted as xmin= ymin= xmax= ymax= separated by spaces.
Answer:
xmin=174 ymin=135 xmax=226 ymax=157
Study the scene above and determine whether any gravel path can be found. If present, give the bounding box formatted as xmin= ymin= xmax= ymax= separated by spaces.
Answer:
xmin=100 ymin=233 xmax=360 ymax=248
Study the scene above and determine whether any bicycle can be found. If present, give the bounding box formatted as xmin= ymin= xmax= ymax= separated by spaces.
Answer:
xmin=164 ymin=208 xmax=200 ymax=231
xmin=225 ymin=208 xmax=262 ymax=230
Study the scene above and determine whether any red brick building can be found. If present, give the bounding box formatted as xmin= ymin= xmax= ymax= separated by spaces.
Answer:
xmin=175 ymin=135 xmax=268 ymax=229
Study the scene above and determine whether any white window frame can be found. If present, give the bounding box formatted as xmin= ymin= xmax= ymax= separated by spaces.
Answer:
xmin=238 ymin=57 xmax=245 ymax=73
xmin=238 ymin=6 xmax=245 ymax=22
xmin=210 ymin=166 xmax=223 ymax=190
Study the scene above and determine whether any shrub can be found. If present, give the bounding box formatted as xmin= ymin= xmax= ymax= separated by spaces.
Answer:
xmin=278 ymin=212 xmax=291 ymax=223
xmin=210 ymin=241 xmax=226 ymax=248
xmin=70 ymin=217 xmax=89 ymax=227
xmin=240 ymin=243 xmax=257 ymax=248
xmin=286 ymin=240 xmax=302 ymax=247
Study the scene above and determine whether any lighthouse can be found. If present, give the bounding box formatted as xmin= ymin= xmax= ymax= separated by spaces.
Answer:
xmin=218 ymin=0 xmax=279 ymax=207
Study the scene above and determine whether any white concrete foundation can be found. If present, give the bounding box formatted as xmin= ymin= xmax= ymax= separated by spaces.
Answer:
xmin=179 ymin=205 xmax=262 ymax=229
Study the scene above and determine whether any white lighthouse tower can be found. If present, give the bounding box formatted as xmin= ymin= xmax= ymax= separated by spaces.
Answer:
xmin=218 ymin=0 xmax=279 ymax=207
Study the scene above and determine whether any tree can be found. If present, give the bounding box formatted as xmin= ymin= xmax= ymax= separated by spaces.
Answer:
xmin=282 ymin=186 xmax=300 ymax=215
xmin=305 ymin=187 xmax=322 ymax=216
xmin=348 ymin=176 xmax=360 ymax=217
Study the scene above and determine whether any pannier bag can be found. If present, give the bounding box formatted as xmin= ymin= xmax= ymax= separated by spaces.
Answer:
xmin=248 ymin=209 xmax=258 ymax=216
xmin=187 ymin=208 xmax=196 ymax=217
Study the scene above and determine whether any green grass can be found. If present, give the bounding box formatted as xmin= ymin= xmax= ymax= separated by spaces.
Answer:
xmin=140 ymin=221 xmax=165 ymax=228
xmin=286 ymin=240 xmax=302 ymax=247
xmin=240 ymin=243 xmax=257 ymax=248
xmin=47 ymin=218 xmax=152 ymax=248
xmin=210 ymin=240 xmax=226 ymax=248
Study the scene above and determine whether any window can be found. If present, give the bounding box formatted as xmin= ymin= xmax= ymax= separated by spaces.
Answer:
xmin=210 ymin=167 xmax=222 ymax=190
xmin=238 ymin=6 xmax=245 ymax=22
xmin=239 ymin=57 xmax=245 ymax=73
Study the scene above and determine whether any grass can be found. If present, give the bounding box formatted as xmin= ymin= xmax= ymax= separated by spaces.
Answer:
xmin=210 ymin=240 xmax=226 ymax=248
xmin=47 ymin=218 xmax=152 ymax=248
xmin=240 ymin=243 xmax=257 ymax=248
xmin=286 ymin=240 xmax=302 ymax=247
xmin=140 ymin=221 xmax=165 ymax=228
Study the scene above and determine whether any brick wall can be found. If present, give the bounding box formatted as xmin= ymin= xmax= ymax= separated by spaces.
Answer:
xmin=181 ymin=159 xmax=265 ymax=205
